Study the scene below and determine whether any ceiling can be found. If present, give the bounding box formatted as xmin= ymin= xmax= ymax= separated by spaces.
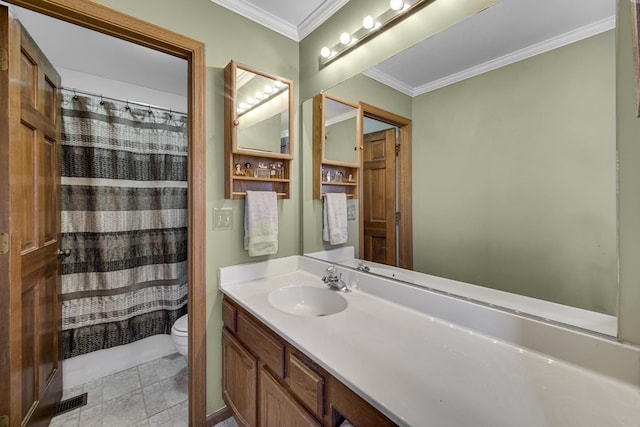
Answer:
xmin=5 ymin=0 xmax=616 ymax=99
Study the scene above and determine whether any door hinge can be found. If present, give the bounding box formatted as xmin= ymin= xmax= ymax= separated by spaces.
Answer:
xmin=395 ymin=212 xmax=400 ymax=221
xmin=0 ymin=48 xmax=7 ymax=71
xmin=0 ymin=233 xmax=8 ymax=254
xmin=0 ymin=414 xmax=8 ymax=427
xmin=395 ymin=144 xmax=400 ymax=155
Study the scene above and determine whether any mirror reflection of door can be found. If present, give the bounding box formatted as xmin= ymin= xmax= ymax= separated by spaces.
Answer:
xmin=358 ymin=104 xmax=413 ymax=270
xmin=362 ymin=124 xmax=397 ymax=266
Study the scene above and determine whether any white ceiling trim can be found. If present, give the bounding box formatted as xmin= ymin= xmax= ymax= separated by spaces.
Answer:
xmin=362 ymin=68 xmax=415 ymax=97
xmin=209 ymin=0 xmax=299 ymax=40
xmin=298 ymin=0 xmax=350 ymax=41
xmin=413 ymin=15 xmax=616 ymax=97
xmin=366 ymin=15 xmax=616 ymax=98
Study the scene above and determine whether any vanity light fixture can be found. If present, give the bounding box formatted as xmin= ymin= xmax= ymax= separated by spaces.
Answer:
xmin=390 ymin=0 xmax=405 ymax=11
xmin=362 ymin=15 xmax=376 ymax=30
xmin=236 ymin=80 xmax=288 ymax=116
xmin=340 ymin=31 xmax=352 ymax=45
xmin=319 ymin=0 xmax=436 ymax=67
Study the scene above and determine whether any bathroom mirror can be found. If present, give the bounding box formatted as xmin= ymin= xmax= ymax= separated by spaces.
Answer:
xmin=225 ymin=61 xmax=293 ymax=155
xmin=323 ymin=95 xmax=359 ymax=164
xmin=302 ymin=0 xmax=618 ymax=335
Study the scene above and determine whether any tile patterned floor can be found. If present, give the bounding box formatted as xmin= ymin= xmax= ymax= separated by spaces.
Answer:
xmin=50 ymin=352 xmax=189 ymax=427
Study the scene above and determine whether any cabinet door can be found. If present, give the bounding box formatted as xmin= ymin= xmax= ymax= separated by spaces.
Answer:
xmin=223 ymin=330 xmax=257 ymax=427
xmin=259 ymin=366 xmax=321 ymax=427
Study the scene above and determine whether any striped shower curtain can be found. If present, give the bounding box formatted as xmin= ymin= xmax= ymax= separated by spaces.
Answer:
xmin=60 ymin=89 xmax=188 ymax=359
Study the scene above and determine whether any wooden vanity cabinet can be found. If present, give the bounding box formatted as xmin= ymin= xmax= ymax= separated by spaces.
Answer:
xmin=222 ymin=296 xmax=396 ymax=427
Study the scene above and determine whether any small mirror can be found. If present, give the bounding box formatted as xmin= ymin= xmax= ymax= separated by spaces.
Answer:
xmin=324 ymin=97 xmax=358 ymax=163
xmin=312 ymin=93 xmax=362 ymax=199
xmin=225 ymin=61 xmax=293 ymax=155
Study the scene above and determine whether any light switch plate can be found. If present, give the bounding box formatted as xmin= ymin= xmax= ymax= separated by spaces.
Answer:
xmin=214 ymin=207 xmax=233 ymax=230
xmin=347 ymin=204 xmax=356 ymax=221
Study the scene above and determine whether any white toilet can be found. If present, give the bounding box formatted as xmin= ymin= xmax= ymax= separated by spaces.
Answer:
xmin=171 ymin=314 xmax=188 ymax=356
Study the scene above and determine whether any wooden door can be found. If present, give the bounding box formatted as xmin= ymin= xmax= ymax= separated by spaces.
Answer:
xmin=0 ymin=7 xmax=63 ymax=426
xmin=362 ymin=129 xmax=397 ymax=266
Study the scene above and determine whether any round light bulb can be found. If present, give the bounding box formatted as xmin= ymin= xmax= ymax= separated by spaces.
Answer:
xmin=362 ymin=15 xmax=375 ymax=29
xmin=275 ymin=80 xmax=284 ymax=88
xmin=255 ymin=91 xmax=264 ymax=100
xmin=340 ymin=32 xmax=351 ymax=45
xmin=320 ymin=46 xmax=331 ymax=58
xmin=264 ymin=85 xmax=273 ymax=94
xmin=247 ymin=97 xmax=255 ymax=105
xmin=390 ymin=0 xmax=404 ymax=11
xmin=239 ymin=102 xmax=247 ymax=109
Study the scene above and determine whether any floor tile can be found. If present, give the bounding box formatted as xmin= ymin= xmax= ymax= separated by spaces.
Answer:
xmin=56 ymin=350 xmax=188 ymax=426
xmin=101 ymin=390 xmax=148 ymax=426
xmin=82 ymin=376 xmax=104 ymax=409
xmin=50 ymin=410 xmax=80 ymax=427
xmin=79 ymin=402 xmax=104 ymax=427
xmin=102 ymin=366 xmax=141 ymax=402
xmin=138 ymin=352 xmax=186 ymax=387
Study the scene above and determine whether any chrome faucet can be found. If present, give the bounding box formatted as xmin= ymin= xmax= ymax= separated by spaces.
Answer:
xmin=322 ymin=266 xmax=350 ymax=293
xmin=356 ymin=260 xmax=370 ymax=272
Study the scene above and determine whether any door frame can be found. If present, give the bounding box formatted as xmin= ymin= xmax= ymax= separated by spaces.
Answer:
xmin=359 ymin=102 xmax=413 ymax=270
xmin=3 ymin=1 xmax=207 ymax=425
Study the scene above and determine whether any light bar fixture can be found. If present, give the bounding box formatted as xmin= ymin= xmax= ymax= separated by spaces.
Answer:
xmin=319 ymin=0 xmax=437 ymax=67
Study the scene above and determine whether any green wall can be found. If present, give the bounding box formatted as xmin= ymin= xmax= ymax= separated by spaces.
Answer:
xmin=94 ymin=0 xmax=300 ymax=414
xmin=617 ymin=3 xmax=640 ymax=344
xmin=411 ymin=31 xmax=617 ymax=314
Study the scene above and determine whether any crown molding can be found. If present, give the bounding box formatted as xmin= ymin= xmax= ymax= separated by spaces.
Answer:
xmin=210 ymin=0 xmax=298 ymax=41
xmin=210 ymin=0 xmax=347 ymax=42
xmin=413 ymin=15 xmax=615 ymax=96
xmin=362 ymin=67 xmax=415 ymax=97
xmin=298 ymin=0 xmax=350 ymax=41
xmin=365 ymin=16 xmax=615 ymax=97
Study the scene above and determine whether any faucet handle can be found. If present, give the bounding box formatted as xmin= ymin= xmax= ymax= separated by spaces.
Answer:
xmin=326 ymin=265 xmax=336 ymax=275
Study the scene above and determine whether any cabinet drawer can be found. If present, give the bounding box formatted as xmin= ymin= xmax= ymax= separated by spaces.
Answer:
xmin=288 ymin=353 xmax=324 ymax=419
xmin=237 ymin=311 xmax=284 ymax=378
xmin=222 ymin=298 xmax=237 ymax=332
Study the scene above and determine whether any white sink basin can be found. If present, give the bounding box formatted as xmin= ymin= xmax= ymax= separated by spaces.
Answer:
xmin=268 ymin=285 xmax=348 ymax=317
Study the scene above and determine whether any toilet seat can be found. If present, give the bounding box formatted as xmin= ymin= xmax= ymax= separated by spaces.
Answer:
xmin=171 ymin=314 xmax=189 ymax=356
xmin=172 ymin=314 xmax=188 ymax=334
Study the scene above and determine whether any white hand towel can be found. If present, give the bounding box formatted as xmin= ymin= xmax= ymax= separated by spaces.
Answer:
xmin=244 ymin=191 xmax=278 ymax=256
xmin=323 ymin=193 xmax=348 ymax=245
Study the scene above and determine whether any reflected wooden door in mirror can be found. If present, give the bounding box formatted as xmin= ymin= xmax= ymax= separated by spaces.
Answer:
xmin=224 ymin=60 xmax=294 ymax=198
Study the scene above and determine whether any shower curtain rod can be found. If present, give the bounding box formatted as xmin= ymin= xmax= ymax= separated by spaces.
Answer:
xmin=62 ymin=87 xmax=186 ymax=115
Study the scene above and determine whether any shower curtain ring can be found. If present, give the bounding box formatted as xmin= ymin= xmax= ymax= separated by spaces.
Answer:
xmin=73 ymin=89 xmax=78 ymax=100
xmin=125 ymin=100 xmax=130 ymax=111
xmin=100 ymin=95 xmax=105 ymax=106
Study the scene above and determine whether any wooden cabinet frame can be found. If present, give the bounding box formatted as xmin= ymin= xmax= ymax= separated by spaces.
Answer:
xmin=312 ymin=93 xmax=363 ymax=200
xmin=224 ymin=60 xmax=294 ymax=199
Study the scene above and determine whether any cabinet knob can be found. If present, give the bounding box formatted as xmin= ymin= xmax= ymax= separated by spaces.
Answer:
xmin=233 ymin=119 xmax=239 ymax=126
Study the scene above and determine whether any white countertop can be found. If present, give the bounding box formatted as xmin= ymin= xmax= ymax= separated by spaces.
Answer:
xmin=219 ymin=257 xmax=640 ymax=427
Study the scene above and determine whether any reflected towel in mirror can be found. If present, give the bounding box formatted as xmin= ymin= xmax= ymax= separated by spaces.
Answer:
xmin=323 ymin=193 xmax=348 ymax=245
xmin=244 ymin=190 xmax=278 ymax=256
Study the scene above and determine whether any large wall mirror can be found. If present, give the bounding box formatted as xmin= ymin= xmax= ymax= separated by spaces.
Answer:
xmin=226 ymin=61 xmax=292 ymax=154
xmin=302 ymin=0 xmax=618 ymax=336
